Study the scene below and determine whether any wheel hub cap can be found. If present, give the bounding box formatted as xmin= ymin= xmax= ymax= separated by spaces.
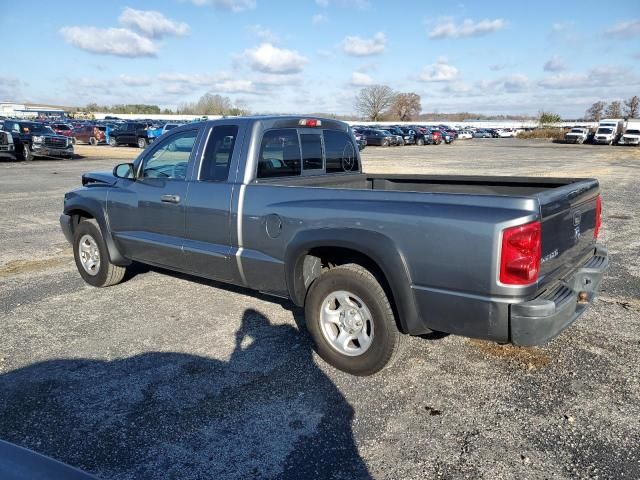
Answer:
xmin=78 ymin=234 xmax=100 ymax=276
xmin=319 ymin=290 xmax=374 ymax=356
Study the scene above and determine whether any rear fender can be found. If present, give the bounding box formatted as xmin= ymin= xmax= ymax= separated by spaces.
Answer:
xmin=284 ymin=228 xmax=424 ymax=334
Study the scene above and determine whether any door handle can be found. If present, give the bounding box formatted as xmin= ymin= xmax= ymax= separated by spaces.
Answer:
xmin=160 ymin=194 xmax=181 ymax=204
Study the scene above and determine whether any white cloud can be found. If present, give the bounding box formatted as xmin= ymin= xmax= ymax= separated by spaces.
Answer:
xmin=543 ymin=55 xmax=565 ymax=72
xmin=500 ymin=74 xmax=530 ymax=93
xmin=312 ymin=14 xmax=328 ymax=25
xmin=605 ymin=19 xmax=640 ymax=38
xmin=316 ymin=0 xmax=369 ymax=7
xmin=60 ymin=27 xmax=158 ymax=57
xmin=419 ymin=58 xmax=459 ymax=82
xmin=118 ymin=7 xmax=189 ymax=38
xmin=0 ymin=76 xmax=23 ymax=100
xmin=190 ymin=0 xmax=256 ymax=12
xmin=211 ymin=79 xmax=256 ymax=93
xmin=342 ymin=32 xmax=386 ymax=56
xmin=247 ymin=24 xmax=278 ymax=43
xmin=538 ymin=66 xmax=639 ymax=89
xmin=119 ymin=74 xmax=150 ymax=86
xmin=428 ymin=18 xmax=506 ymax=39
xmin=243 ymin=43 xmax=308 ymax=74
xmin=350 ymin=72 xmax=373 ymax=86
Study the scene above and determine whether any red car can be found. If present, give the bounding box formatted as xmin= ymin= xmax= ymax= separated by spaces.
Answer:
xmin=73 ymin=125 xmax=106 ymax=145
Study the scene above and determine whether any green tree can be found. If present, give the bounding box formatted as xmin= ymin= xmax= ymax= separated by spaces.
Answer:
xmin=538 ymin=111 xmax=561 ymax=127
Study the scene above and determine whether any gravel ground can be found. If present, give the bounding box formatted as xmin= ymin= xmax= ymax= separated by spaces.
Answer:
xmin=0 ymin=139 xmax=638 ymax=479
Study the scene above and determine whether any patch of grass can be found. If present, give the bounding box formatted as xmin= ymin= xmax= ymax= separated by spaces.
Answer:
xmin=517 ymin=129 xmax=567 ymax=141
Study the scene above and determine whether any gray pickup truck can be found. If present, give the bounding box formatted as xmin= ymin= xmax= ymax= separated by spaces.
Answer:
xmin=60 ymin=116 xmax=608 ymax=375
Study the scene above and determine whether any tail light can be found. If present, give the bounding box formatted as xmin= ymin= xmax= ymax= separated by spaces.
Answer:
xmin=499 ymin=221 xmax=541 ymax=285
xmin=594 ymin=196 xmax=602 ymax=239
xmin=298 ymin=119 xmax=321 ymax=127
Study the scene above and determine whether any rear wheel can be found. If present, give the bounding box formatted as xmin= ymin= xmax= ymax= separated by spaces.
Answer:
xmin=416 ymin=138 xmax=425 ymax=146
xmin=89 ymin=137 xmax=98 ymax=146
xmin=72 ymin=219 xmax=126 ymax=288
xmin=109 ymin=137 xmax=117 ymax=147
xmin=138 ymin=137 xmax=148 ymax=149
xmin=382 ymin=139 xmax=389 ymax=147
xmin=305 ymin=263 xmax=404 ymax=376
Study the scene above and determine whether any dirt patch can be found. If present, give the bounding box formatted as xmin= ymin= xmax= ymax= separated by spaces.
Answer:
xmin=468 ymin=339 xmax=551 ymax=370
xmin=0 ymin=255 xmax=72 ymax=278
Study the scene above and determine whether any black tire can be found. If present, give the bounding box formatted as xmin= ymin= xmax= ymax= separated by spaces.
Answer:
xmin=22 ymin=144 xmax=33 ymax=161
xmin=305 ymin=263 xmax=405 ymax=376
xmin=109 ymin=137 xmax=118 ymax=147
xmin=89 ymin=137 xmax=98 ymax=146
xmin=73 ymin=218 xmax=126 ymax=288
xmin=382 ymin=140 xmax=389 ymax=147
xmin=138 ymin=137 xmax=148 ymax=149
xmin=416 ymin=138 xmax=425 ymax=146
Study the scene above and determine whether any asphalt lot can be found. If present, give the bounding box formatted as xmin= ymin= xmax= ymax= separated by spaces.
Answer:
xmin=1 ymin=139 xmax=639 ymax=479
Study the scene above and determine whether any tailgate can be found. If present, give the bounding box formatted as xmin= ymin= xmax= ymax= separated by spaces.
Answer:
xmin=536 ymin=179 xmax=600 ymax=286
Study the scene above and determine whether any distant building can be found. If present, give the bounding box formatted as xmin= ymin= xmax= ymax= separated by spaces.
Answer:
xmin=0 ymin=102 xmax=69 ymax=119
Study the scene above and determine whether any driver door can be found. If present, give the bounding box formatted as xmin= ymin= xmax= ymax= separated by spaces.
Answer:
xmin=108 ymin=128 xmax=201 ymax=269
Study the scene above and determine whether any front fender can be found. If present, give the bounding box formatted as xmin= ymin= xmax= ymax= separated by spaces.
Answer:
xmin=63 ymin=190 xmax=130 ymax=266
xmin=284 ymin=228 xmax=425 ymax=334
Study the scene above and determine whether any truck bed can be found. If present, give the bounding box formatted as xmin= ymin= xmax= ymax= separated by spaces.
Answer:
xmin=259 ymin=173 xmax=585 ymax=197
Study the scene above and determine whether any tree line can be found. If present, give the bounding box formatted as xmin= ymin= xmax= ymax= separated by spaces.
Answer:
xmin=585 ymin=96 xmax=639 ymax=121
xmin=83 ymin=94 xmax=249 ymax=116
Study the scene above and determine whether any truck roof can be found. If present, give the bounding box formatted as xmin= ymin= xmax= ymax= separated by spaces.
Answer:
xmin=200 ymin=115 xmax=350 ymax=132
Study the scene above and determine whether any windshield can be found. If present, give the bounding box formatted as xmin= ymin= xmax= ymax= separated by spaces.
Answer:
xmin=21 ymin=123 xmax=54 ymax=134
xmin=597 ymin=128 xmax=613 ymax=134
xmin=165 ymin=124 xmax=177 ymax=130
xmin=626 ymin=130 xmax=640 ymax=135
xmin=54 ymin=124 xmax=71 ymax=131
xmin=570 ymin=129 xmax=584 ymax=133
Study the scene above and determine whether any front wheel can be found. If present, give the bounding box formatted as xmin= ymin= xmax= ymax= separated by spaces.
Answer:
xmin=305 ymin=263 xmax=404 ymax=376
xmin=416 ymin=138 xmax=425 ymax=146
xmin=89 ymin=137 xmax=98 ymax=146
xmin=138 ymin=137 xmax=148 ymax=149
xmin=73 ymin=219 xmax=126 ymax=287
xmin=109 ymin=137 xmax=117 ymax=147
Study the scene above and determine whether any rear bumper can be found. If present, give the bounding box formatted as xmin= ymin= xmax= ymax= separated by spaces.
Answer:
xmin=410 ymin=245 xmax=609 ymax=344
xmin=510 ymin=245 xmax=609 ymax=345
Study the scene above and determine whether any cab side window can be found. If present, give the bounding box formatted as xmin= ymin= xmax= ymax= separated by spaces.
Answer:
xmin=141 ymin=129 xmax=197 ymax=180
xmin=258 ymin=129 xmax=301 ymax=178
xmin=199 ymin=125 xmax=239 ymax=182
xmin=324 ymin=130 xmax=358 ymax=173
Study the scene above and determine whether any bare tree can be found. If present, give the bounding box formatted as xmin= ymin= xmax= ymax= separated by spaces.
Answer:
xmin=585 ymin=101 xmax=606 ymax=122
xmin=389 ymin=93 xmax=422 ymax=121
xmin=177 ymin=93 xmax=248 ymax=116
xmin=624 ymin=95 xmax=639 ymax=118
xmin=354 ymin=85 xmax=395 ymax=121
xmin=604 ymin=100 xmax=622 ymax=118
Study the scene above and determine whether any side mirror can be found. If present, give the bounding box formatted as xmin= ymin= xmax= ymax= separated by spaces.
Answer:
xmin=113 ymin=162 xmax=135 ymax=179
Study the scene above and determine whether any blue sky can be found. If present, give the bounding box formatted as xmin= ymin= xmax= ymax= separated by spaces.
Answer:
xmin=1 ymin=0 xmax=639 ymax=117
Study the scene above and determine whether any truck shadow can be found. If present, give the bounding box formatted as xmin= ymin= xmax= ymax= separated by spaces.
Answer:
xmin=0 ymin=309 xmax=371 ymax=479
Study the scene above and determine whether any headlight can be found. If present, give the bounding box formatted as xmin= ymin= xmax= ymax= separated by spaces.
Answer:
xmin=32 ymin=136 xmax=43 ymax=143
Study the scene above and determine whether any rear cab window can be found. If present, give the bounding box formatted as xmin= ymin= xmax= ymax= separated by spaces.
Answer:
xmin=257 ymin=127 xmax=358 ymax=179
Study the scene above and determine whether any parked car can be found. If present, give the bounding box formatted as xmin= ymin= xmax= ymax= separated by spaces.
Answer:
xmin=457 ymin=130 xmax=473 ymax=140
xmin=386 ymin=126 xmax=414 ymax=145
xmin=617 ymin=120 xmax=640 ymax=146
xmin=109 ymin=122 xmax=153 ymax=148
xmin=593 ymin=119 xmax=624 ymax=145
xmin=408 ymin=126 xmax=433 ymax=145
xmin=378 ymin=129 xmax=402 ymax=146
xmin=359 ymin=128 xmax=394 ymax=147
xmin=564 ymin=127 xmax=591 ymax=144
xmin=1 ymin=120 xmax=74 ymax=160
xmin=428 ymin=128 xmax=445 ymax=144
xmin=0 ymin=129 xmax=17 ymax=160
xmin=436 ymin=128 xmax=454 ymax=144
xmin=473 ymin=129 xmax=493 ymax=138
xmin=73 ymin=125 xmax=106 ymax=145
xmin=353 ymin=131 xmax=366 ymax=151
xmin=60 ymin=116 xmax=608 ymax=376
